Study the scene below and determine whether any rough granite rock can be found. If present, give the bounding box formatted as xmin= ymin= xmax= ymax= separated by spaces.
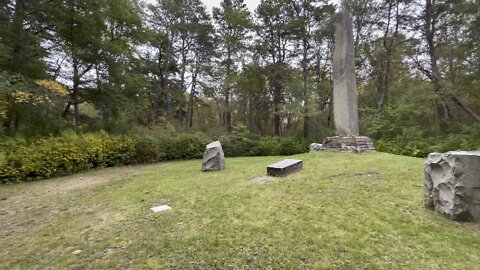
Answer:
xmin=424 ymin=151 xmax=480 ymax=222
xmin=202 ymin=141 xmax=225 ymax=171
xmin=322 ymin=136 xmax=375 ymax=153
xmin=333 ymin=11 xmax=359 ymax=136
xmin=309 ymin=143 xmax=325 ymax=152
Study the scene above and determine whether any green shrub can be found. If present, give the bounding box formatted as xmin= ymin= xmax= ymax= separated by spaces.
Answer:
xmin=0 ymin=127 xmax=309 ymax=183
xmin=219 ymin=125 xmax=259 ymax=157
xmin=278 ymin=137 xmax=308 ymax=155
xmin=254 ymin=137 xmax=281 ymax=156
xmin=132 ymin=133 xmax=208 ymax=163
xmin=0 ymin=131 xmax=136 ymax=182
xmin=171 ymin=133 xmax=209 ymax=160
xmin=374 ymin=123 xmax=480 ymax=157
xmin=219 ymin=125 xmax=308 ymax=157
xmin=134 ymin=135 xmax=161 ymax=163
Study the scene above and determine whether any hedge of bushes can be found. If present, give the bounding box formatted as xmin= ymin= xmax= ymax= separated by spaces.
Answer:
xmin=372 ymin=124 xmax=480 ymax=158
xmin=219 ymin=126 xmax=308 ymax=157
xmin=0 ymin=129 xmax=308 ymax=183
xmin=0 ymin=132 xmax=210 ymax=183
xmin=10 ymin=121 xmax=479 ymax=183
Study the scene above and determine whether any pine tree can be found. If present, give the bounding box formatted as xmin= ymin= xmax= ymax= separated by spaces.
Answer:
xmin=213 ymin=0 xmax=252 ymax=132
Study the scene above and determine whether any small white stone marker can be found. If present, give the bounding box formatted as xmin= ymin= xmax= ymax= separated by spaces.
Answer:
xmin=150 ymin=205 xmax=172 ymax=213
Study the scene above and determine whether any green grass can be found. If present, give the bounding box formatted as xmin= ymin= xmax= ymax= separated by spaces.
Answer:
xmin=1 ymin=152 xmax=479 ymax=269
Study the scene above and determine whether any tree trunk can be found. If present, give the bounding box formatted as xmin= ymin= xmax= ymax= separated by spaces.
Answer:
xmin=152 ymin=80 xmax=161 ymax=125
xmin=225 ymin=49 xmax=232 ymax=133
xmin=213 ymin=95 xmax=223 ymax=126
xmin=155 ymin=47 xmax=164 ymax=122
xmin=243 ymin=99 xmax=248 ymax=126
xmin=425 ymin=0 xmax=450 ymax=121
xmin=72 ymin=57 xmax=80 ymax=132
xmin=302 ymin=36 xmax=309 ymax=138
xmin=376 ymin=51 xmax=392 ymax=117
xmin=187 ymin=61 xmax=199 ymax=128
xmin=248 ymin=98 xmax=253 ymax=132
xmin=377 ymin=1 xmax=399 ymax=118
xmin=274 ymin=105 xmax=281 ymax=136
xmin=272 ymin=65 xmax=282 ymax=136
xmin=165 ymin=35 xmax=174 ymax=119
xmin=451 ymin=96 xmax=480 ymax=122
xmin=178 ymin=38 xmax=187 ymax=123
xmin=11 ymin=0 xmax=26 ymax=74
xmin=273 ymin=80 xmax=282 ymax=136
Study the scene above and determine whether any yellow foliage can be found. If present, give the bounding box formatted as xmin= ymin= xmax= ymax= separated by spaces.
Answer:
xmin=0 ymin=132 xmax=208 ymax=182
xmin=12 ymin=89 xmax=55 ymax=106
xmin=12 ymin=91 xmax=31 ymax=103
xmin=34 ymin=79 xmax=69 ymax=96
xmin=0 ymin=101 xmax=7 ymax=117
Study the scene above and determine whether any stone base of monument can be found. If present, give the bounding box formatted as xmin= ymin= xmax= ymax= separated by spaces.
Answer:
xmin=424 ymin=151 xmax=480 ymax=222
xmin=322 ymin=136 xmax=375 ymax=153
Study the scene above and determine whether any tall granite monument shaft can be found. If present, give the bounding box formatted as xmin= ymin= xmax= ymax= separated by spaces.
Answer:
xmin=333 ymin=11 xmax=359 ymax=136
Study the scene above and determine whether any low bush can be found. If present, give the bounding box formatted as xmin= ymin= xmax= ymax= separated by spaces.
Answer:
xmin=219 ymin=126 xmax=258 ymax=157
xmin=362 ymin=103 xmax=480 ymax=157
xmin=220 ymin=125 xmax=308 ymax=157
xmin=254 ymin=137 xmax=281 ymax=156
xmin=0 ymin=131 xmax=210 ymax=183
xmin=133 ymin=133 xmax=209 ymax=163
xmin=373 ymin=124 xmax=480 ymax=157
xmin=0 ymin=127 xmax=308 ymax=183
xmin=0 ymin=131 xmax=136 ymax=182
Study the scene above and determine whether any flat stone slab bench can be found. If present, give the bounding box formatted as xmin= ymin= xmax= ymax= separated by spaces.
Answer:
xmin=267 ymin=159 xmax=303 ymax=177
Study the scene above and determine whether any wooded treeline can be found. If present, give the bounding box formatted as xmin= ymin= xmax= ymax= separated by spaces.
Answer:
xmin=1 ymin=0 xmax=479 ymax=154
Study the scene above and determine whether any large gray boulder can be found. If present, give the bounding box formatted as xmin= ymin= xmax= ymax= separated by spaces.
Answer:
xmin=202 ymin=141 xmax=225 ymax=171
xmin=424 ymin=151 xmax=480 ymax=222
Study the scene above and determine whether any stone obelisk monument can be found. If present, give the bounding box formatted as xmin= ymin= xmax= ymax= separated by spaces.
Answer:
xmin=333 ymin=11 xmax=358 ymax=136
xmin=322 ymin=11 xmax=374 ymax=152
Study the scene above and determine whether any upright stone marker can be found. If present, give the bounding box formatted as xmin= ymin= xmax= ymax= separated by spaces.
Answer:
xmin=332 ymin=11 xmax=359 ymax=136
xmin=320 ymin=11 xmax=374 ymax=153
xmin=202 ymin=141 xmax=225 ymax=171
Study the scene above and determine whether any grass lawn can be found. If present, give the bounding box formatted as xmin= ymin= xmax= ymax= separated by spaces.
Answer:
xmin=1 ymin=152 xmax=480 ymax=269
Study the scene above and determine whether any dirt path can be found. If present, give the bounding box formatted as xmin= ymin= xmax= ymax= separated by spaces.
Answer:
xmin=0 ymin=163 xmax=164 ymax=251
xmin=0 ymin=163 xmax=160 ymax=218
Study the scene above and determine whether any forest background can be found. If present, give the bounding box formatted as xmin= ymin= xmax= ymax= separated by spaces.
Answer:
xmin=1 ymin=0 xmax=479 ymax=181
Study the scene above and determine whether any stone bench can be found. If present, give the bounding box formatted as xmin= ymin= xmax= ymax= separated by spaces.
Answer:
xmin=267 ymin=159 xmax=303 ymax=177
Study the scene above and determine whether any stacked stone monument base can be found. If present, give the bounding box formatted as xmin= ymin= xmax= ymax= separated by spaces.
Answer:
xmin=424 ymin=151 xmax=480 ymax=222
xmin=322 ymin=136 xmax=375 ymax=153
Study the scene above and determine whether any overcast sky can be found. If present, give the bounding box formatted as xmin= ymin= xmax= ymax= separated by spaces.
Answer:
xmin=145 ymin=0 xmax=340 ymax=14
xmin=202 ymin=0 xmax=259 ymax=12
xmin=202 ymin=0 xmax=340 ymax=13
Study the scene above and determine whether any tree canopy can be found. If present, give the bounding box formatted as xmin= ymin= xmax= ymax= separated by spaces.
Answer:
xmin=0 ymin=0 xmax=479 ymax=155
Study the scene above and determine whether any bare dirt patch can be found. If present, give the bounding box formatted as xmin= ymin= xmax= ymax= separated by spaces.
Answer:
xmin=250 ymin=175 xmax=276 ymax=183
xmin=329 ymin=172 xmax=380 ymax=179
xmin=0 ymin=163 xmax=160 ymax=241
xmin=1 ymin=163 xmax=159 ymax=203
